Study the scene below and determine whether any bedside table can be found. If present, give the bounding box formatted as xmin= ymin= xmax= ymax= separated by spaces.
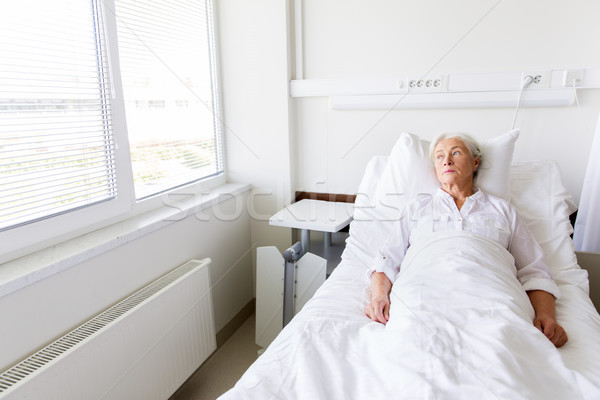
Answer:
xmin=269 ymin=199 xmax=354 ymax=253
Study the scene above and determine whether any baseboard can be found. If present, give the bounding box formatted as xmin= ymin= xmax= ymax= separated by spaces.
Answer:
xmin=216 ymin=298 xmax=255 ymax=349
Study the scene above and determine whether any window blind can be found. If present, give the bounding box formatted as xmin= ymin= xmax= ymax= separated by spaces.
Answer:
xmin=0 ymin=0 xmax=116 ymax=231
xmin=114 ymin=0 xmax=223 ymax=199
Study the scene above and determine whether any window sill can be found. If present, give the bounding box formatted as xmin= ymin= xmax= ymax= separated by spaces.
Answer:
xmin=0 ymin=183 xmax=251 ymax=299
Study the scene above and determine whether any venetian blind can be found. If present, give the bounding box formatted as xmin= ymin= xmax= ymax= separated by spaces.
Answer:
xmin=0 ymin=0 xmax=116 ymax=231
xmin=114 ymin=0 xmax=223 ymax=199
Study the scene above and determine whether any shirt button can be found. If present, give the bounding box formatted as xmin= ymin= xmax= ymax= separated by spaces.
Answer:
xmin=383 ymin=256 xmax=387 ymax=260
xmin=458 ymin=218 xmax=463 ymax=222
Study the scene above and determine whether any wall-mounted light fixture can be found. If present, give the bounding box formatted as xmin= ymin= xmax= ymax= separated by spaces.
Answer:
xmin=289 ymin=67 xmax=600 ymax=109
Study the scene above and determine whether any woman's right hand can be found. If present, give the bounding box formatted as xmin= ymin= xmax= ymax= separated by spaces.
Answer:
xmin=366 ymin=272 xmax=392 ymax=325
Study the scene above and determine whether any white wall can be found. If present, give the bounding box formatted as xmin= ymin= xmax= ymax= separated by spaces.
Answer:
xmin=218 ymin=0 xmax=295 ymax=256
xmin=214 ymin=0 xmax=600 ymax=287
xmin=294 ymin=0 xmax=600 ymax=204
xmin=0 ymin=194 xmax=253 ymax=371
xmin=301 ymin=1 xmax=598 ymax=78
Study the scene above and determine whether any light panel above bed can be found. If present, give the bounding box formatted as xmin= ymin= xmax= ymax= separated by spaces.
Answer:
xmin=290 ymin=67 xmax=600 ymax=109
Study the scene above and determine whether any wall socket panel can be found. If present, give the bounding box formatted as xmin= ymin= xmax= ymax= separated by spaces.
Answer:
xmin=407 ymin=76 xmax=446 ymax=92
xmin=562 ymin=70 xmax=584 ymax=87
xmin=521 ymin=71 xmax=550 ymax=89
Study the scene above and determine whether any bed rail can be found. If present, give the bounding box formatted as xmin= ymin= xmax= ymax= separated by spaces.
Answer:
xmin=282 ymin=242 xmax=306 ymax=326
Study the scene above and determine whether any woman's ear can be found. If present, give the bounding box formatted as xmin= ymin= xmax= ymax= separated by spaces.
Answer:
xmin=473 ymin=156 xmax=480 ymax=172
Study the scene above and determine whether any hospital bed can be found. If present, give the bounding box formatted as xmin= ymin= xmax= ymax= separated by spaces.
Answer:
xmin=221 ymin=130 xmax=600 ymax=399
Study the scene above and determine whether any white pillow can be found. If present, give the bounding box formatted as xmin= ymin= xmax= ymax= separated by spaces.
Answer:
xmin=509 ymin=160 xmax=578 ymax=277
xmin=378 ymin=129 xmax=520 ymax=202
xmin=344 ymin=129 xmax=520 ymax=268
xmin=343 ymin=155 xmax=390 ymax=266
xmin=477 ymin=129 xmax=520 ymax=200
xmin=343 ymin=133 xmax=438 ymax=266
xmin=374 ymin=132 xmax=439 ymax=222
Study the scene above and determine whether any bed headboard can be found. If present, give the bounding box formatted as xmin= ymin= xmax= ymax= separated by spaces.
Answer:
xmin=294 ymin=191 xmax=356 ymax=204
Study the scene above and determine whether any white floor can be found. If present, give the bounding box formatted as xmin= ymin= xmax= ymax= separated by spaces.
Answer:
xmin=170 ymin=314 xmax=260 ymax=400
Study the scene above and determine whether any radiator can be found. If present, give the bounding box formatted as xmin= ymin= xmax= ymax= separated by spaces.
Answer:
xmin=0 ymin=258 xmax=216 ymax=400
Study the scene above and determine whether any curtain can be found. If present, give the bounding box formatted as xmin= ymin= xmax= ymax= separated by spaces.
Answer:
xmin=574 ymin=113 xmax=600 ymax=252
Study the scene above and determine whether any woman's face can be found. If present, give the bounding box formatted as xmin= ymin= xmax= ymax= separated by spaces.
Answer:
xmin=433 ymin=137 xmax=479 ymax=189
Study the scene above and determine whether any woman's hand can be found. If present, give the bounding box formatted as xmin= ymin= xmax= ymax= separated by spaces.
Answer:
xmin=366 ymin=272 xmax=392 ymax=324
xmin=533 ymin=314 xmax=568 ymax=348
xmin=527 ymin=290 xmax=568 ymax=348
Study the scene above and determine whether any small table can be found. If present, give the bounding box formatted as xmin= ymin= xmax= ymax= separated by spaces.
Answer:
xmin=269 ymin=199 xmax=354 ymax=253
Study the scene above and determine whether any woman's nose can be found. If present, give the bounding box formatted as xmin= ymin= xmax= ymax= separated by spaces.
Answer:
xmin=444 ymin=155 xmax=453 ymax=165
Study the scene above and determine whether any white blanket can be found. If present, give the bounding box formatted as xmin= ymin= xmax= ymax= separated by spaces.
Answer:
xmin=221 ymin=231 xmax=600 ymax=399
xmin=384 ymin=231 xmax=588 ymax=399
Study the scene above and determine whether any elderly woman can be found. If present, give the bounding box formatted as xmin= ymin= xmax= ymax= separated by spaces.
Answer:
xmin=366 ymin=133 xmax=568 ymax=348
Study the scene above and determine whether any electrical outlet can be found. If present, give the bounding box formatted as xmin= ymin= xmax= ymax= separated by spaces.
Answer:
xmin=407 ymin=76 xmax=444 ymax=92
xmin=562 ymin=70 xmax=584 ymax=87
xmin=521 ymin=72 xmax=549 ymax=89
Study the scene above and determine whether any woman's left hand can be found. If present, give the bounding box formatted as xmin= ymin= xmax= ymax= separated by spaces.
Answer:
xmin=527 ymin=290 xmax=568 ymax=348
xmin=533 ymin=314 xmax=568 ymax=348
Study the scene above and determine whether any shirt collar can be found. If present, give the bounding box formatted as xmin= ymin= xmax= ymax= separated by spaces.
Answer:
xmin=436 ymin=187 xmax=483 ymax=202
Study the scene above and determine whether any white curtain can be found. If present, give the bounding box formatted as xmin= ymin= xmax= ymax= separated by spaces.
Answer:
xmin=574 ymin=113 xmax=600 ymax=252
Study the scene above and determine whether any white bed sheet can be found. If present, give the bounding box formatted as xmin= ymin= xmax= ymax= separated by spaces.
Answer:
xmin=221 ymin=242 xmax=600 ymax=399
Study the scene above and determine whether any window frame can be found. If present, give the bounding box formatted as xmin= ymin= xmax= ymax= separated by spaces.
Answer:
xmin=0 ymin=0 xmax=225 ymax=264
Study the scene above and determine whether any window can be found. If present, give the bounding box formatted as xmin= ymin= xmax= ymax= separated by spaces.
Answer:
xmin=0 ymin=0 xmax=117 ymax=231
xmin=0 ymin=0 xmax=223 ymax=260
xmin=114 ymin=0 xmax=223 ymax=199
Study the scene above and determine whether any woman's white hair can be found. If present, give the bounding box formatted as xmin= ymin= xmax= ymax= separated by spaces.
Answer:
xmin=429 ymin=132 xmax=483 ymax=178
